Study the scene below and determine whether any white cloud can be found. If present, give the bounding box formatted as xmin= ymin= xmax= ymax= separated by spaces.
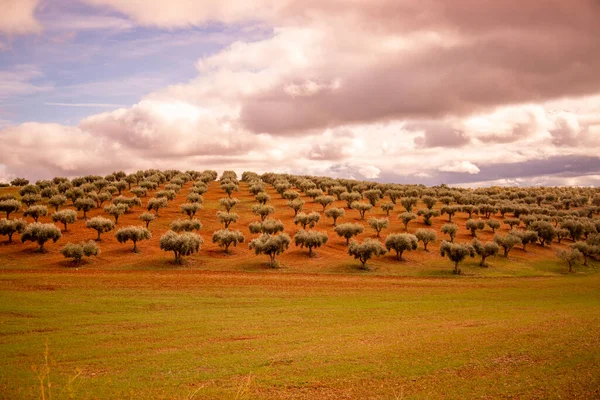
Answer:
xmin=439 ymin=161 xmax=480 ymax=174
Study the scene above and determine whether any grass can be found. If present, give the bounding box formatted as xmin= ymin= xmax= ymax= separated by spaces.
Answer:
xmin=1 ymin=270 xmax=599 ymax=399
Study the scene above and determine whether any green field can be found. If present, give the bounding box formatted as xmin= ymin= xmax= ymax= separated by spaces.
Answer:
xmin=1 ymin=270 xmax=599 ymax=399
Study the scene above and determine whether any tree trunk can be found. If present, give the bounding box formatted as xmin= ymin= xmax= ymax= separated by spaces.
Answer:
xmin=454 ymin=261 xmax=460 ymax=275
xmin=97 ymin=231 xmax=101 ymax=241
xmin=133 ymin=240 xmax=137 ymax=252
xmin=145 ymin=221 xmax=150 ymax=228
xmin=8 ymin=233 xmax=13 ymax=243
xmin=504 ymin=248 xmax=509 ymax=257
xmin=225 ymin=243 xmax=231 ymax=253
xmin=63 ymin=222 xmax=68 ymax=232
xmin=423 ymin=242 xmax=429 ymax=251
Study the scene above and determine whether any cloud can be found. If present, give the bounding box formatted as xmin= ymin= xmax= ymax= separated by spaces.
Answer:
xmin=439 ymin=161 xmax=480 ymax=174
xmin=0 ymin=66 xmax=52 ymax=99
xmin=409 ymin=121 xmax=470 ymax=148
xmin=0 ymin=0 xmax=41 ymax=35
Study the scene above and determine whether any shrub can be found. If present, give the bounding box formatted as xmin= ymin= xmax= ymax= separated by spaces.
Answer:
xmin=415 ymin=229 xmax=436 ymax=251
xmin=0 ymin=218 xmax=27 ymax=242
xmin=86 ymin=216 xmax=115 ymax=240
xmin=348 ymin=239 xmax=386 ymax=269
xmin=294 ymin=229 xmax=328 ymax=256
xmin=441 ymin=223 xmax=459 ymax=242
xmin=440 ymin=241 xmax=475 ymax=275
xmin=115 ymin=226 xmax=151 ymax=252
xmin=334 ymin=223 xmax=364 ymax=245
xmin=160 ymin=230 xmax=203 ymax=264
xmin=294 ymin=212 xmax=321 ymax=229
xmin=51 ymin=209 xmax=77 ymax=232
xmin=61 ymin=241 xmax=99 ymax=263
xmin=472 ymin=239 xmax=499 ymax=267
xmin=324 ymin=207 xmax=345 ymax=226
xmin=212 ymin=229 xmax=245 ymax=253
xmin=384 ymin=233 xmax=417 ymax=261
xmin=368 ymin=217 xmax=389 ymax=238
xmin=249 ymin=233 xmax=291 ymax=267
xmin=23 ymin=205 xmax=48 ymax=222
xmin=21 ymin=222 xmax=62 ymax=251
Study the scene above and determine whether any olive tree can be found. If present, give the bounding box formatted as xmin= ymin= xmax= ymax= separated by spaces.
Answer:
xmin=294 ymin=212 xmax=320 ymax=229
xmin=130 ymin=187 xmax=148 ymax=198
xmin=461 ymin=205 xmax=479 ymax=219
xmin=440 ymin=241 xmax=475 ymax=275
xmin=282 ymin=190 xmax=300 ymax=201
xmin=61 ymin=241 xmax=99 ymax=264
xmin=422 ymin=196 xmax=437 ymax=210
xmin=530 ymin=220 xmax=556 ymax=246
xmin=398 ymin=212 xmax=417 ymax=230
xmin=160 ymin=230 xmax=203 ymax=264
xmin=417 ymin=209 xmax=440 ymax=226
xmin=504 ymin=218 xmax=521 ymax=229
xmin=381 ymin=202 xmax=394 ymax=216
xmin=255 ymin=192 xmax=271 ymax=205
xmin=348 ymin=238 xmax=387 ymax=269
xmin=147 ymin=197 xmax=168 ymax=216
xmin=415 ymin=229 xmax=436 ymax=251
xmin=286 ymin=198 xmax=305 ymax=216
xmin=251 ymin=204 xmax=275 ymax=221
xmin=249 ymin=219 xmax=285 ymax=235
xmin=104 ymin=204 xmax=129 ymax=224
xmin=294 ymin=229 xmax=328 ymax=256
xmin=10 ymin=178 xmax=29 ymax=186
xmin=180 ymin=202 xmax=202 ymax=219
xmin=324 ymin=207 xmax=345 ymax=226
xmin=557 ymin=248 xmax=582 ymax=273
xmin=385 ymin=189 xmax=403 ymax=204
xmin=216 ymin=211 xmax=239 ymax=228
xmin=156 ymin=190 xmax=176 ymax=200
xmin=115 ymin=226 xmax=151 ymax=252
xmin=113 ymin=195 xmax=141 ymax=210
xmin=212 ymin=229 xmax=245 ymax=253
xmin=47 ymin=195 xmax=66 ymax=212
xmin=555 ymin=228 xmax=570 ymax=243
xmin=306 ymin=188 xmax=324 ymax=201
xmin=74 ymin=198 xmax=96 ymax=219
xmin=465 ymin=219 xmax=485 ymax=238
xmin=362 ymin=189 xmax=382 ymax=207
xmin=170 ymin=219 xmax=202 ymax=232
xmin=315 ymin=195 xmax=335 ymax=211
xmin=86 ymin=216 xmax=115 ymax=240
xmin=51 ymin=209 xmax=77 ymax=232
xmin=0 ymin=199 xmax=21 ymax=219
xmin=368 ymin=217 xmax=389 ymax=238
xmin=384 ymin=233 xmax=417 ymax=261
xmin=570 ymin=241 xmax=598 ymax=266
xmin=334 ymin=223 xmax=364 ymax=245
xmin=400 ymin=197 xmax=418 ymax=212
xmin=249 ymin=233 xmax=291 ymax=267
xmin=440 ymin=205 xmax=461 ymax=222
xmin=329 ymin=185 xmax=346 ymax=200
xmin=472 ymin=239 xmax=499 ymax=267
xmin=486 ymin=219 xmax=500 ymax=233
xmin=0 ymin=218 xmax=27 ymax=242
xmin=510 ymin=230 xmax=538 ymax=251
xmin=139 ymin=212 xmax=156 ymax=228
xmin=351 ymin=202 xmax=372 ymax=220
xmin=21 ymin=222 xmax=62 ymax=251
xmin=23 ymin=205 xmax=48 ymax=222
xmin=221 ymin=182 xmax=239 ymax=197
xmin=219 ymin=197 xmax=240 ymax=211
xmin=340 ymin=192 xmax=362 ymax=208
xmin=494 ymin=233 xmax=522 ymax=257
xmin=441 ymin=223 xmax=459 ymax=242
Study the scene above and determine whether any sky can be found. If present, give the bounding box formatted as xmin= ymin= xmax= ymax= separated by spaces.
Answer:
xmin=1 ymin=0 xmax=599 ymax=187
